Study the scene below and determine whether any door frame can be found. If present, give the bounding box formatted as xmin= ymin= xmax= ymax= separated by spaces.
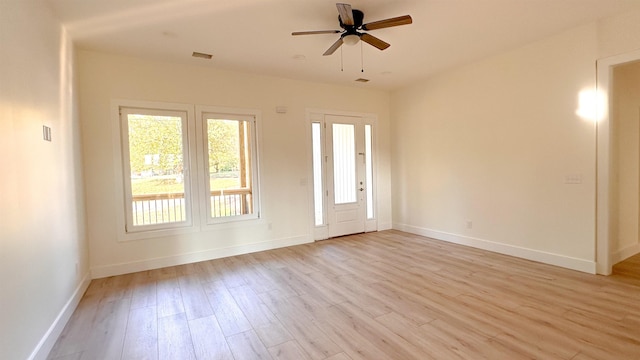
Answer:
xmin=306 ymin=108 xmax=378 ymax=240
xmin=596 ymin=48 xmax=640 ymax=275
xmin=325 ymin=114 xmax=366 ymax=238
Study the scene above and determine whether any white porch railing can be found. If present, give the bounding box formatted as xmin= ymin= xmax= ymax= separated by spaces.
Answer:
xmin=131 ymin=188 xmax=252 ymax=225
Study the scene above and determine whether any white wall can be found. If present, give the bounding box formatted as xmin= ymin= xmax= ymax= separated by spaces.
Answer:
xmin=390 ymin=4 xmax=640 ymax=274
xmin=597 ymin=6 xmax=640 ymax=59
xmin=611 ymin=61 xmax=640 ymax=263
xmin=0 ymin=1 xmax=89 ymax=359
xmin=77 ymin=50 xmax=392 ymax=277
xmin=391 ymin=23 xmax=600 ymax=272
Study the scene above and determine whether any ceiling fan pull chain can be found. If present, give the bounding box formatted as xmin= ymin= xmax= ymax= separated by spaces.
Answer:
xmin=341 ymin=46 xmax=344 ymax=72
xmin=361 ymin=40 xmax=364 ymax=72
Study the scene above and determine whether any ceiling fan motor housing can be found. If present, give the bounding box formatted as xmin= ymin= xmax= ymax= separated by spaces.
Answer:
xmin=339 ymin=9 xmax=364 ymax=32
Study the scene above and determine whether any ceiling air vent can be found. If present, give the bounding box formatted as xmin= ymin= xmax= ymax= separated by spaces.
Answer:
xmin=192 ymin=51 xmax=213 ymax=59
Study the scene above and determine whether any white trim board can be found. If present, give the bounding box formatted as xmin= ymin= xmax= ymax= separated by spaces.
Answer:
xmin=596 ymin=48 xmax=640 ymax=275
xmin=377 ymin=222 xmax=393 ymax=231
xmin=91 ymin=235 xmax=312 ymax=278
xmin=393 ymin=223 xmax=596 ymax=274
xmin=29 ymin=273 xmax=91 ymax=360
xmin=612 ymin=243 xmax=640 ymax=265
xmin=305 ymin=108 xmax=380 ymax=241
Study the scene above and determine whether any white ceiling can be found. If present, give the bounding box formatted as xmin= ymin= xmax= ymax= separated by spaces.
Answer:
xmin=46 ymin=0 xmax=639 ymax=90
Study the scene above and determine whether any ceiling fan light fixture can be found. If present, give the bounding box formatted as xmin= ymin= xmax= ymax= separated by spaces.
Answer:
xmin=343 ymin=34 xmax=360 ymax=46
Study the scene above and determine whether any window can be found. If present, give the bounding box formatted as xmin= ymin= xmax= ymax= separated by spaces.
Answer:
xmin=365 ymin=124 xmax=374 ymax=219
xmin=120 ymin=107 xmax=192 ymax=232
xmin=200 ymin=111 xmax=259 ymax=223
xmin=117 ymin=101 xmax=260 ymax=237
xmin=312 ymin=122 xmax=324 ymax=226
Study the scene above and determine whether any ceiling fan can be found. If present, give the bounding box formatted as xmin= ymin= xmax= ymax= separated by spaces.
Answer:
xmin=292 ymin=3 xmax=412 ymax=56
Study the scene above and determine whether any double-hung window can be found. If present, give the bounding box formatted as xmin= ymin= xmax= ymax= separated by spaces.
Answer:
xmin=117 ymin=101 xmax=260 ymax=237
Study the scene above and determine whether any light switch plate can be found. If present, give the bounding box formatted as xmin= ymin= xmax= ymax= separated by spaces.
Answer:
xmin=564 ymin=174 xmax=582 ymax=184
xmin=43 ymin=125 xmax=51 ymax=141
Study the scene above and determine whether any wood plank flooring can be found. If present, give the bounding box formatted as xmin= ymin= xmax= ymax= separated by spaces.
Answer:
xmin=47 ymin=230 xmax=640 ymax=360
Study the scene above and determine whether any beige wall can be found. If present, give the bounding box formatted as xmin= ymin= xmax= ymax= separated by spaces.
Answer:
xmin=611 ymin=61 xmax=640 ymax=263
xmin=77 ymin=50 xmax=392 ymax=277
xmin=5 ymin=2 xmax=640 ymax=357
xmin=0 ymin=1 xmax=89 ymax=359
xmin=597 ymin=7 xmax=640 ymax=59
xmin=391 ymin=24 xmax=600 ymax=272
xmin=390 ymin=4 xmax=640 ymax=274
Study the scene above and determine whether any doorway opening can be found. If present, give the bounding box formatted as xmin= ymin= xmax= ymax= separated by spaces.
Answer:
xmin=597 ymin=49 xmax=640 ymax=275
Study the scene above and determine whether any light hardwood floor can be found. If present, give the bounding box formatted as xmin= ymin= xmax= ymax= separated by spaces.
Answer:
xmin=48 ymin=230 xmax=640 ymax=360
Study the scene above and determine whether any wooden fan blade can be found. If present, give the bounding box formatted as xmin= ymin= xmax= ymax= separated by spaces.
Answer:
xmin=362 ymin=15 xmax=412 ymax=31
xmin=323 ymin=38 xmax=344 ymax=56
xmin=360 ymin=33 xmax=390 ymax=51
xmin=336 ymin=3 xmax=354 ymax=26
xmin=292 ymin=30 xmax=341 ymax=36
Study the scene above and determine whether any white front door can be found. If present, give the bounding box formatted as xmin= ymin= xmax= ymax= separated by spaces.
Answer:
xmin=325 ymin=115 xmax=366 ymax=237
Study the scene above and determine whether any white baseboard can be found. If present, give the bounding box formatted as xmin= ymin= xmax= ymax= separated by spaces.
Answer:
xmin=377 ymin=221 xmax=393 ymax=231
xmin=29 ymin=272 xmax=91 ymax=360
xmin=393 ymin=223 xmax=596 ymax=274
xmin=612 ymin=243 xmax=640 ymax=264
xmin=91 ymin=235 xmax=313 ymax=278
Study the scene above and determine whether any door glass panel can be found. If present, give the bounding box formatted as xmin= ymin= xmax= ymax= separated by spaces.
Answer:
xmin=332 ymin=123 xmax=356 ymax=204
xmin=365 ymin=124 xmax=374 ymax=219
xmin=312 ymin=122 xmax=324 ymax=225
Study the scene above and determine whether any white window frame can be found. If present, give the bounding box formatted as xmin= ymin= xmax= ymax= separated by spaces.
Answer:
xmin=113 ymin=100 xmax=199 ymax=241
xmin=112 ymin=100 xmax=262 ymax=241
xmin=119 ymin=107 xmax=194 ymax=233
xmin=196 ymin=105 xmax=261 ymax=226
